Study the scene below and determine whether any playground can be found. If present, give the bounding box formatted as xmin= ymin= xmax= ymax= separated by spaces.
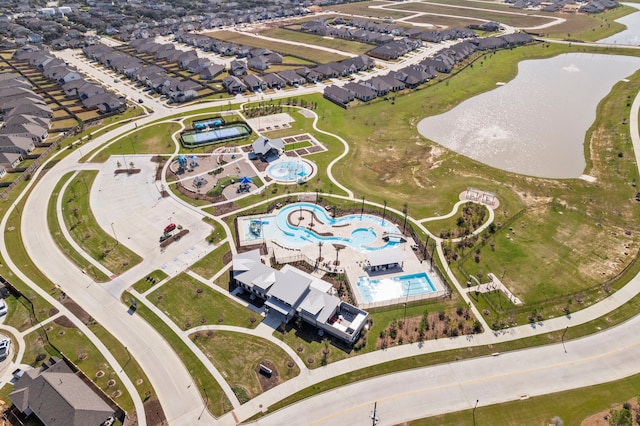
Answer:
xmin=168 ymin=150 xmax=261 ymax=200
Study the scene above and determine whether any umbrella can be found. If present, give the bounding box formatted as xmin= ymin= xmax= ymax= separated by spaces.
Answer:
xmin=239 ymin=176 xmax=252 ymax=184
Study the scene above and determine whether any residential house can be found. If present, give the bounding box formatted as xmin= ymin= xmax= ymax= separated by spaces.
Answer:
xmin=242 ymin=74 xmax=267 ymax=92
xmin=323 ymin=85 xmax=354 ymax=108
xmin=81 ymin=93 xmax=125 ymax=114
xmin=0 ymin=152 xmax=23 ymax=178
xmin=262 ymin=73 xmax=286 ymax=89
xmin=248 ymin=56 xmax=270 ymax=72
xmin=222 ymin=76 xmax=247 ymax=94
xmin=0 ymin=135 xmax=35 ymax=155
xmin=1 ymin=122 xmax=48 ymax=143
xmin=362 ymin=76 xmax=392 ymax=96
xmin=277 ymin=69 xmax=306 ymax=86
xmin=233 ymin=251 xmax=369 ymax=344
xmin=187 ymin=58 xmax=211 ymax=74
xmin=199 ymin=64 xmax=225 ymax=80
xmin=229 ymin=60 xmax=248 ymax=76
xmin=9 ymin=357 xmax=115 ymax=426
xmin=344 ymin=82 xmax=377 ymax=102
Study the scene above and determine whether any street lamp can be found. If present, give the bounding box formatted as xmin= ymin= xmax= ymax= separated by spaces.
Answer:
xmin=382 ymin=200 xmax=387 ymax=225
xmin=111 ymin=222 xmax=118 ymax=246
xmin=361 ymin=195 xmax=365 ymax=218
xmin=473 ymin=399 xmax=479 ymax=426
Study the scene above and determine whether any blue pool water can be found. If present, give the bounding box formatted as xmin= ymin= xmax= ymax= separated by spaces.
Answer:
xmin=241 ymin=202 xmax=400 ymax=251
xmin=266 ymin=160 xmax=312 ymax=183
xmin=356 ymin=272 xmax=436 ymax=303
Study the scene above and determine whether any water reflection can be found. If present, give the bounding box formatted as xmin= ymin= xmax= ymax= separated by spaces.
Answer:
xmin=417 ymin=53 xmax=640 ymax=178
xmin=599 ymin=3 xmax=640 ymax=45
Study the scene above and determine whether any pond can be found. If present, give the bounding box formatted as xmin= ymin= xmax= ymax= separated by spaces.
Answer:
xmin=598 ymin=3 xmax=640 ymax=45
xmin=416 ymin=53 xmax=640 ymax=178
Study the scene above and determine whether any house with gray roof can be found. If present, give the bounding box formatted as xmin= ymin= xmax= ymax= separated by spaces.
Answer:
xmin=344 ymin=82 xmax=377 ymax=102
xmin=199 ymin=64 xmax=225 ymax=80
xmin=243 ymin=74 xmax=267 ymax=92
xmin=0 ymin=135 xmax=36 ymax=155
xmin=222 ymin=76 xmax=247 ymax=95
xmin=324 ymin=85 xmax=354 ymax=108
xmin=9 ymin=357 xmax=115 ymax=426
xmin=232 ymin=251 xmax=369 ymax=344
xmin=262 ymin=73 xmax=286 ymax=89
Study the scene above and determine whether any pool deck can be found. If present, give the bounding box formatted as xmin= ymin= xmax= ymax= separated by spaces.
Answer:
xmin=239 ymin=204 xmax=447 ymax=308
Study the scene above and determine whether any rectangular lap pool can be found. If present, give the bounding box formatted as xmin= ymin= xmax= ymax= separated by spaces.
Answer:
xmin=356 ymin=272 xmax=436 ymax=303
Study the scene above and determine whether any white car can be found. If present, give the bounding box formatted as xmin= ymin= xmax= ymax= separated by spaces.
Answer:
xmin=0 ymin=299 xmax=7 ymax=316
xmin=0 ymin=338 xmax=11 ymax=358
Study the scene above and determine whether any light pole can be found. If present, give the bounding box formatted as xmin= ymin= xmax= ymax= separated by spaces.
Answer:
xmin=111 ymin=222 xmax=118 ymax=246
xmin=473 ymin=399 xmax=479 ymax=426
xmin=561 ymin=326 xmax=568 ymax=353
xmin=361 ymin=195 xmax=365 ymax=218
xmin=382 ymin=200 xmax=387 ymax=225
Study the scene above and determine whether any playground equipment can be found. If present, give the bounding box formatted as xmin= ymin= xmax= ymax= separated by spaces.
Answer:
xmin=190 ymin=155 xmax=200 ymax=168
xmin=177 ymin=155 xmax=187 ymax=172
xmin=249 ymin=219 xmax=262 ymax=237
xmin=193 ymin=176 xmax=207 ymax=188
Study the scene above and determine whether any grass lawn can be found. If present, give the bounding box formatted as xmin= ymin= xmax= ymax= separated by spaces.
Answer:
xmin=330 ymin=1 xmax=415 ymax=19
xmin=259 ymin=28 xmax=373 ymax=55
xmin=149 ymin=273 xmax=261 ymax=330
xmin=191 ymin=330 xmax=300 ymax=401
xmin=541 ymin=5 xmax=633 ymax=41
xmin=89 ymin=122 xmax=181 ymax=162
xmin=121 ymin=291 xmax=232 ymax=417
xmin=131 ymin=269 xmax=169 ymax=293
xmin=23 ymin=322 xmax=134 ymax=412
xmin=61 ymin=171 xmax=142 ymax=275
xmin=413 ymin=373 xmax=640 ymax=425
xmin=48 ymin=172 xmax=111 ymax=282
xmin=394 ymin=2 xmax=554 ymax=27
xmin=203 ymin=30 xmax=349 ymax=64
xmin=189 ymin=242 xmax=231 ymax=280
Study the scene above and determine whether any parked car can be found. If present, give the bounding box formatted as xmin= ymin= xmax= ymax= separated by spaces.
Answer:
xmin=138 ymin=98 xmax=144 ymax=104
xmin=0 ymin=338 xmax=11 ymax=358
xmin=164 ymin=223 xmax=176 ymax=233
xmin=0 ymin=299 xmax=7 ymax=316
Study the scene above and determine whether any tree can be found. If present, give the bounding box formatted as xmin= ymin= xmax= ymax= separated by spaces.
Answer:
xmin=609 ymin=408 xmax=632 ymax=426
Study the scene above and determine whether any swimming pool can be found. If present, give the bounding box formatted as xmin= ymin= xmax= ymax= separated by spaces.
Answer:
xmin=241 ymin=203 xmax=401 ymax=251
xmin=356 ymin=272 xmax=436 ymax=303
xmin=266 ymin=160 xmax=312 ymax=183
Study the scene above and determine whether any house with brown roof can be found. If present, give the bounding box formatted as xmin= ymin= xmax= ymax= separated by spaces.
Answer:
xmin=9 ymin=357 xmax=115 ymax=426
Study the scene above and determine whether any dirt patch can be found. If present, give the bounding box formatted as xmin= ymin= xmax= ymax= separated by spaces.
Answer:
xmin=213 ymin=202 xmax=239 ymax=216
xmin=53 ymin=315 xmax=77 ymax=328
xmin=255 ymin=360 xmax=279 ymax=392
xmin=222 ymin=250 xmax=233 ymax=265
xmin=251 ymin=158 xmax=268 ymax=172
xmin=142 ymin=396 xmax=167 ymax=426
xmin=55 ymin=293 xmax=94 ymax=325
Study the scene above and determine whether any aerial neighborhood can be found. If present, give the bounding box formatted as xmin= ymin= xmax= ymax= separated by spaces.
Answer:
xmin=0 ymin=0 xmax=639 ymax=425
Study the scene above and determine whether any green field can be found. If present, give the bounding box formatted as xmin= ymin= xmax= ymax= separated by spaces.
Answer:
xmin=259 ymin=27 xmax=373 ymax=55
xmin=192 ymin=331 xmax=300 ymax=400
xmin=204 ymin=30 xmax=349 ymax=64
xmin=149 ymin=273 xmax=261 ymax=329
